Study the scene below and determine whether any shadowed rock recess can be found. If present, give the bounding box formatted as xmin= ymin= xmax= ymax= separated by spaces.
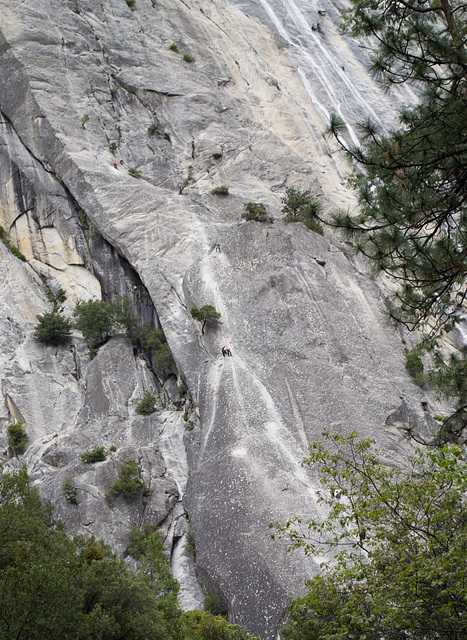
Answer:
xmin=0 ymin=0 xmax=435 ymax=637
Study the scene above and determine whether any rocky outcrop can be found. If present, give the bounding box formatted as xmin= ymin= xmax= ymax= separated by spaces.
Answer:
xmin=0 ymin=0 xmax=438 ymax=638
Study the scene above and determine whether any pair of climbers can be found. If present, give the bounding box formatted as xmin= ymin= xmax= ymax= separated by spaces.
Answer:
xmin=221 ymin=345 xmax=233 ymax=358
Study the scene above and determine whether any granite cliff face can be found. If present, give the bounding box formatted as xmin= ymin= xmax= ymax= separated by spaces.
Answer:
xmin=0 ymin=0 xmax=436 ymax=637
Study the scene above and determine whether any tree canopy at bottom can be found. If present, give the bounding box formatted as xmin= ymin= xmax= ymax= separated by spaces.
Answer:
xmin=0 ymin=463 xmax=258 ymax=640
xmin=274 ymin=432 xmax=467 ymax=640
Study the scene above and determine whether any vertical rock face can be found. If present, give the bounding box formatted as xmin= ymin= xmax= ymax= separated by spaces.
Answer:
xmin=0 ymin=1 xmax=435 ymax=638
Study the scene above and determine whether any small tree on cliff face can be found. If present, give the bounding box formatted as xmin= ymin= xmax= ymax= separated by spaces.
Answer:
xmin=73 ymin=299 xmax=115 ymax=348
xmin=34 ymin=311 xmax=72 ymax=345
xmin=274 ymin=431 xmax=467 ymax=640
xmin=281 ymin=187 xmax=324 ymax=235
xmin=190 ymin=305 xmax=221 ymax=334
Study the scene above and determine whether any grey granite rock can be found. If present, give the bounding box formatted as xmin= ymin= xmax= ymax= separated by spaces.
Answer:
xmin=0 ymin=1 xmax=443 ymax=638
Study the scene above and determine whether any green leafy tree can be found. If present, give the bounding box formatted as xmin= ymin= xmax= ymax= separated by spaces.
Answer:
xmin=274 ymin=431 xmax=467 ymax=640
xmin=6 ymin=422 xmax=28 ymax=454
xmin=128 ymin=526 xmax=181 ymax=625
xmin=181 ymin=610 xmax=259 ymax=640
xmin=62 ymin=477 xmax=78 ymax=504
xmin=73 ymin=299 xmax=115 ymax=348
xmin=281 ymin=187 xmax=324 ymax=235
xmin=0 ymin=464 xmax=178 ymax=640
xmin=190 ymin=305 xmax=221 ymax=334
xmin=34 ymin=310 xmax=72 ymax=345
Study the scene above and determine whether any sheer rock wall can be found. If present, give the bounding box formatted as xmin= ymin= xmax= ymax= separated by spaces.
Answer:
xmin=0 ymin=0 xmax=432 ymax=637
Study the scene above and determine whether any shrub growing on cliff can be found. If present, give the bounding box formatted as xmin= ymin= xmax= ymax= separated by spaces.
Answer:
xmin=73 ymin=299 xmax=114 ymax=348
xmin=81 ymin=445 xmax=107 ymax=463
xmin=139 ymin=324 xmax=176 ymax=380
xmin=136 ymin=390 xmax=157 ymax=415
xmin=10 ymin=245 xmax=27 ymax=261
xmin=6 ymin=423 xmax=28 ymax=455
xmin=34 ymin=310 xmax=72 ymax=345
xmin=0 ymin=226 xmax=27 ymax=260
xmin=128 ymin=167 xmax=142 ymax=178
xmin=106 ymin=460 xmax=145 ymax=500
xmin=242 ymin=202 xmax=273 ymax=223
xmin=210 ymin=186 xmax=229 ymax=195
xmin=62 ymin=477 xmax=78 ymax=504
xmin=183 ymin=53 xmax=196 ymax=63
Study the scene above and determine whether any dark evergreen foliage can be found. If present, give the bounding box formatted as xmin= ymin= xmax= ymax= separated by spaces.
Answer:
xmin=0 ymin=465 xmax=259 ymax=639
xmin=326 ymin=0 xmax=467 ymax=332
xmin=325 ymin=0 xmax=467 ymax=442
xmin=34 ymin=310 xmax=72 ymax=345
xmin=281 ymin=187 xmax=324 ymax=235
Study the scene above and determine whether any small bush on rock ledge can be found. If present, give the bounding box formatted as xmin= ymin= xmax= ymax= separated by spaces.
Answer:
xmin=242 ymin=202 xmax=273 ymax=223
xmin=34 ymin=310 xmax=72 ymax=345
xmin=136 ymin=390 xmax=157 ymax=415
xmin=190 ymin=305 xmax=221 ymax=334
xmin=81 ymin=445 xmax=107 ymax=463
xmin=128 ymin=167 xmax=142 ymax=179
xmin=210 ymin=185 xmax=229 ymax=195
xmin=106 ymin=460 xmax=145 ymax=500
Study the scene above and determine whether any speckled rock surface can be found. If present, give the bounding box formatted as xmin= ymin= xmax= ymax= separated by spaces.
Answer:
xmin=0 ymin=1 xmax=438 ymax=637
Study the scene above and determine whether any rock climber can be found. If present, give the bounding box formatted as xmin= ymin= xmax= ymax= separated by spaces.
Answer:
xmin=221 ymin=346 xmax=227 ymax=358
xmin=225 ymin=346 xmax=233 ymax=357
xmin=215 ymin=243 xmax=221 ymax=252
xmin=113 ymin=162 xmax=118 ymax=169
